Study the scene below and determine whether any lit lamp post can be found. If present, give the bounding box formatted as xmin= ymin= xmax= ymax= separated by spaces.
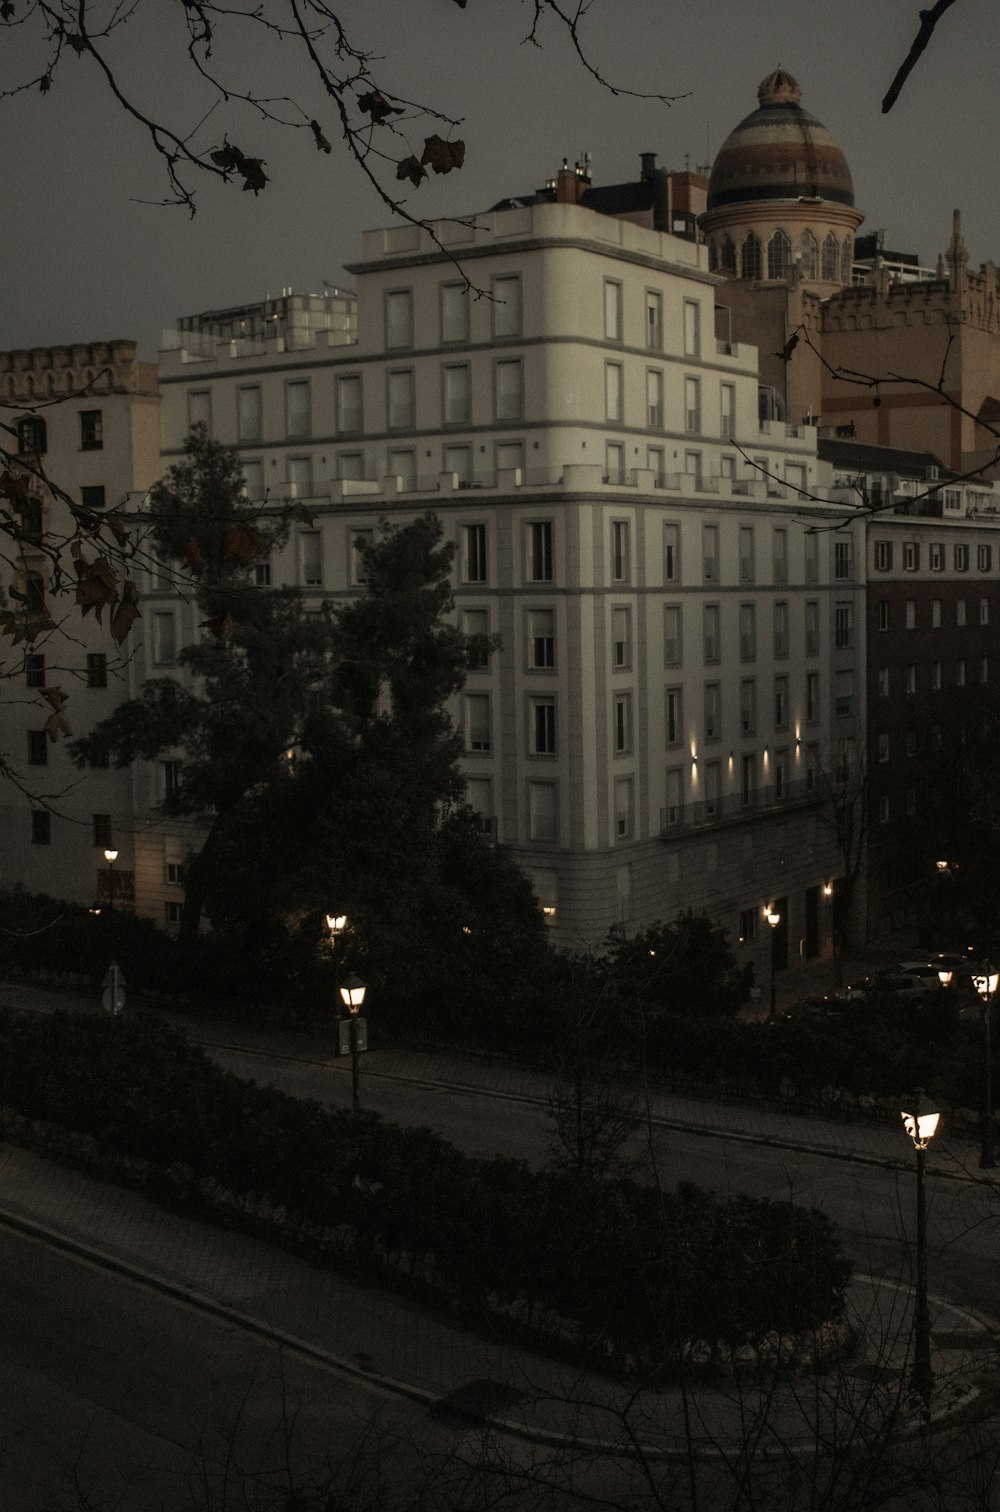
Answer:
xmin=326 ymin=911 xmax=347 ymax=994
xmin=765 ymin=906 xmax=781 ymax=1019
xmin=972 ymin=968 xmax=997 ymax=1170
xmin=103 ymin=848 xmax=118 ymax=915
xmin=339 ymin=972 xmax=366 ymax=1115
xmin=901 ymin=1087 xmax=940 ymax=1421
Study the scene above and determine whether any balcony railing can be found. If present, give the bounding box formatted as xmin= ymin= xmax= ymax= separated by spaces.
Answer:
xmin=658 ymin=778 xmax=822 ymax=837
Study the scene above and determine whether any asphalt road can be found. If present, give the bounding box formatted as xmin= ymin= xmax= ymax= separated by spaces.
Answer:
xmin=0 ymin=1224 xmax=492 ymax=1512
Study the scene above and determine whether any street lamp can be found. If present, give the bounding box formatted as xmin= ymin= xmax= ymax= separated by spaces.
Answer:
xmin=972 ymin=968 xmax=998 ymax=1170
xmin=901 ymin=1087 xmax=940 ymax=1421
xmin=765 ymin=906 xmax=781 ymax=1019
xmin=339 ymin=972 xmax=366 ymax=1115
xmin=103 ymin=848 xmax=118 ymax=915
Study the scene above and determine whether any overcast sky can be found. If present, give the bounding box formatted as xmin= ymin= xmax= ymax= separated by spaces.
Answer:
xmin=2 ymin=0 xmax=997 ymax=359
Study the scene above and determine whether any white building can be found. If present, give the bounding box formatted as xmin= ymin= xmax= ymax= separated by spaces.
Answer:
xmin=150 ymin=199 xmax=864 ymax=977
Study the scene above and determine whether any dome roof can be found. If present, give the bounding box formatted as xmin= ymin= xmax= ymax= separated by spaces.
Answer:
xmin=707 ymin=70 xmax=854 ymax=211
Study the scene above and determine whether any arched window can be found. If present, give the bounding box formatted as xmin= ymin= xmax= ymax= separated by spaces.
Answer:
xmin=822 ymin=232 xmax=838 ymax=281
xmin=16 ymin=417 xmax=47 ymax=455
xmin=768 ymin=230 xmax=791 ymax=280
xmin=841 ymin=237 xmax=854 ymax=284
xmin=800 ymin=230 xmax=819 ymax=279
xmin=741 ymin=233 xmax=762 ymax=281
xmin=707 ymin=240 xmax=718 ymax=272
xmin=721 ymin=235 xmax=737 ymax=272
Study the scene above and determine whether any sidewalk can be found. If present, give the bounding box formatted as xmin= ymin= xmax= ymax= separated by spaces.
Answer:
xmin=0 ymin=1140 xmax=994 ymax=1455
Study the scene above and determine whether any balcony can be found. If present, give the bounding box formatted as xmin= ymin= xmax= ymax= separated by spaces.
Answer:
xmin=658 ymin=778 xmax=823 ymax=837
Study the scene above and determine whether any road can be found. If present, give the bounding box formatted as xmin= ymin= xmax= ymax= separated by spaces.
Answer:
xmin=207 ymin=1042 xmax=1000 ymax=1312
xmin=0 ymin=1223 xmax=493 ymax=1512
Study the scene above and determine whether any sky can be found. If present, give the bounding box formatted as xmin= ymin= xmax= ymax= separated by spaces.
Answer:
xmin=2 ymin=0 xmax=998 ymax=359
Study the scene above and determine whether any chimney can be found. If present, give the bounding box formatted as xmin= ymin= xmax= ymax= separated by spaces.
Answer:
xmin=556 ymin=157 xmax=577 ymax=204
xmin=640 ymin=151 xmax=657 ymax=182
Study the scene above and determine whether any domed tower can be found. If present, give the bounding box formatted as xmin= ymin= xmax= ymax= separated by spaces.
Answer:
xmin=700 ymin=70 xmax=864 ymax=287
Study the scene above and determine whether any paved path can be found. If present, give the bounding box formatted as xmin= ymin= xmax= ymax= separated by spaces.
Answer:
xmin=1 ymin=979 xmax=997 ymax=1452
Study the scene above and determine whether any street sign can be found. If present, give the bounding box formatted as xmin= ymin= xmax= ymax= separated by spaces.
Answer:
xmin=102 ymin=960 xmax=126 ymax=1016
xmin=337 ymin=1015 xmax=368 ymax=1055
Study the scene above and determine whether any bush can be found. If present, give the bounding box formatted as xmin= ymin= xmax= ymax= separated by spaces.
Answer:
xmin=0 ymin=1007 xmax=851 ymax=1372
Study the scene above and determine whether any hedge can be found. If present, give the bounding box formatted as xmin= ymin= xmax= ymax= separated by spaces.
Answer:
xmin=0 ymin=1008 xmax=851 ymax=1375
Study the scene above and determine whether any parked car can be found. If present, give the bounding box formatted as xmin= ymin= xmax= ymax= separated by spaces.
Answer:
xmin=845 ymin=972 xmax=931 ymax=1007
xmin=782 ymin=993 xmax=849 ymax=1021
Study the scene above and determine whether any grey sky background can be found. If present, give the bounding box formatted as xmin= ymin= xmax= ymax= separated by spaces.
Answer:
xmin=3 ymin=0 xmax=997 ymax=359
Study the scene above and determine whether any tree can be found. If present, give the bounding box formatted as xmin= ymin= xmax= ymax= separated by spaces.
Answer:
xmin=600 ymin=911 xmax=753 ymax=1018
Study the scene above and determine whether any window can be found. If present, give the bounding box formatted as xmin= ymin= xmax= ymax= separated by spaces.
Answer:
xmin=613 ymin=694 xmax=631 ymax=754
xmin=242 ymin=460 xmax=264 ymax=500
xmin=527 ymin=521 xmax=554 ymax=582
xmin=86 ymin=652 xmax=107 ymax=689
xmin=768 ymin=230 xmax=791 ymax=279
xmin=31 ymin=810 xmax=50 ymax=845
xmin=444 ymin=445 xmax=472 ymax=484
xmin=647 ymin=446 xmax=665 ymax=483
xmin=702 ymin=524 xmax=719 ymax=583
xmin=664 ymin=766 xmax=683 ymax=827
xmin=879 ymin=795 xmax=890 ymax=826
xmin=774 ymin=748 xmax=788 ymax=801
xmin=903 ymin=541 xmax=919 ymax=571
xmin=188 ymin=390 xmax=212 ymax=434
xmin=351 ymin=528 xmax=373 ymax=584
xmin=931 ymin=599 xmax=941 ymax=628
xmin=285 ymin=380 xmax=311 ymax=437
xmin=91 ymin=813 xmax=112 ymax=849
xmin=530 ymin=697 xmax=557 ymax=755
xmin=978 ymin=544 xmax=992 ymax=572
xmin=704 ymin=681 xmax=721 ymax=742
xmin=385 ymin=289 xmax=413 ymax=349
xmin=664 ymin=605 xmax=681 ymax=666
xmin=466 ymin=778 xmax=493 ymax=836
xmin=80 ymin=485 xmax=106 ymax=510
xmin=740 ymin=753 xmax=756 ymax=807
xmin=739 ymin=526 xmax=755 ymax=583
xmin=495 ymin=359 xmax=524 ymax=420
xmin=740 ymin=678 xmax=756 ymax=734
xmin=645 ymin=290 xmax=663 ymax=350
xmin=738 ymin=908 xmax=757 ymax=944
xmin=463 ymin=523 xmax=488 ymax=583
xmin=441 ymin=363 xmax=472 ymax=426
xmin=774 ymin=601 xmax=789 ymax=658
xmin=683 ymin=299 xmax=701 ymax=356
xmin=741 ymin=233 xmax=762 ymax=280
xmin=336 ymin=375 xmax=362 ymax=433
xmin=608 ymin=606 xmax=630 ymax=669
xmin=300 ymin=531 xmax=322 ymax=586
xmin=877 ymin=666 xmax=890 ymax=697
xmin=906 ymin=664 xmax=917 ymax=694
xmin=904 ymin=600 xmax=916 ymax=631
xmin=164 ymin=900 xmax=183 ymax=927
xmin=703 ymin=759 xmax=721 ymax=817
xmin=466 ymin=694 xmax=492 ymax=751
xmin=610 ymin=520 xmax=630 ymax=581
xmin=663 ymin=523 xmax=680 ymax=582
xmin=804 ymin=532 xmax=819 ymax=584
xmin=800 ymin=229 xmax=819 ymax=279
xmin=739 ymin=603 xmax=756 ymax=661
xmin=604 ymin=361 xmax=624 ymax=423
xmin=237 ymin=385 xmax=262 ymax=442
xmin=878 ymin=732 xmax=890 ymax=764
xmin=440 ymin=282 xmax=470 ymax=343
xmin=528 ymin=780 xmax=557 ymax=840
xmin=981 ymin=656 xmax=990 ymax=684
xmin=604 ymin=279 xmax=623 ymax=341
xmin=152 ymin=611 xmax=176 ymax=666
xmin=955 ymin=543 xmax=970 ymax=572
xmin=834 ymin=540 xmax=852 ymax=580
xmin=703 ymin=603 xmax=720 ymax=663
xmin=254 ymin=561 xmax=271 ymax=588
xmin=822 ymin=232 xmax=838 ymax=280
xmin=16 ymin=416 xmax=46 ymax=455
xmin=981 ymin=598 xmax=990 ymax=625
xmin=835 ymin=603 xmax=854 ymax=648
xmin=767 ymin=529 xmax=785 ymax=582
xmin=646 ymin=369 xmax=664 ymax=428
xmin=957 ymin=598 xmax=967 ymax=626
xmin=957 ymin=657 xmax=967 ymax=687
xmin=606 ymin=442 xmax=626 ymax=484
xmin=496 ymin=441 xmax=524 ymax=475
xmin=684 ymin=376 xmax=701 ymax=433
xmin=835 ymin=669 xmax=853 ymax=718
xmin=530 ymin=608 xmax=555 ymax=668
xmin=166 ymin=860 xmax=186 ymax=886
xmin=288 ymin=455 xmax=313 ymax=498
xmin=387 ymin=449 xmax=416 ymax=489
xmin=805 ymin=601 xmax=820 ymax=656
xmin=27 ymin=729 xmax=47 ymax=765
xmin=464 ymin=609 xmax=489 ymax=669
xmin=684 ymin=451 xmax=702 ymax=489
xmin=806 ymin=671 xmax=819 ymax=724
xmin=774 ymin=675 xmax=788 ymax=730
xmin=720 ymin=384 xmax=735 ymax=440
xmin=930 ymin=542 xmax=944 ymax=571
xmin=25 ymin=653 xmax=45 ymax=688
xmin=932 ymin=661 xmax=942 ymax=690
xmin=614 ymin=778 xmax=633 ymax=840
xmin=493 ymin=274 xmax=522 ymax=337
xmin=945 ymin=489 xmax=962 ymax=512
xmin=388 ymin=369 xmax=415 ymax=429
xmin=666 ymin=686 xmax=683 ymax=745
xmin=80 ymin=410 xmax=103 ymax=450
